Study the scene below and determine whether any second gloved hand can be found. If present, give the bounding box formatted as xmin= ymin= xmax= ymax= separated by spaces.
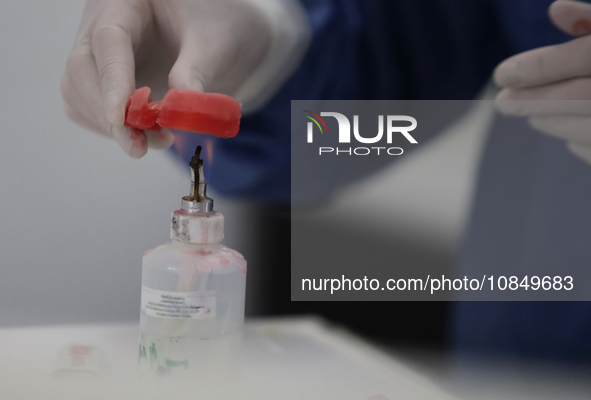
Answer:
xmin=494 ymin=0 xmax=591 ymax=165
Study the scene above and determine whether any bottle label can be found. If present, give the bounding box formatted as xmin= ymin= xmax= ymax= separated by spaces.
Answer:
xmin=141 ymin=287 xmax=216 ymax=320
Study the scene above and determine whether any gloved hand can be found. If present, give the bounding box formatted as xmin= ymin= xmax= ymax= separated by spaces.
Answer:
xmin=61 ymin=0 xmax=310 ymax=158
xmin=494 ymin=0 xmax=591 ymax=165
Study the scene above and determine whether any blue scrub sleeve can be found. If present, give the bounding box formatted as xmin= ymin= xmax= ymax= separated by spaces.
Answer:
xmin=171 ymin=0 xmax=570 ymax=202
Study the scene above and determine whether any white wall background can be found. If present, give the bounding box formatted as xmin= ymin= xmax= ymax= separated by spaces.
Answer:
xmin=0 ymin=0 xmax=492 ymax=328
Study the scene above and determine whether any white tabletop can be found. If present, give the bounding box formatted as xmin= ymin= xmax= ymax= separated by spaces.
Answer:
xmin=0 ymin=317 xmax=456 ymax=400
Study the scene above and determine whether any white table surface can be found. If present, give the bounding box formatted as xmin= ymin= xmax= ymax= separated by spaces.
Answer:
xmin=0 ymin=317 xmax=456 ymax=400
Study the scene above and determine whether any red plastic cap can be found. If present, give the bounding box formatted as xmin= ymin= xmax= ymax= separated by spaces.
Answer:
xmin=124 ymin=87 xmax=160 ymax=130
xmin=156 ymin=90 xmax=242 ymax=138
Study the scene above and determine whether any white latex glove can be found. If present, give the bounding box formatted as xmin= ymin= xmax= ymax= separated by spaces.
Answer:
xmin=62 ymin=0 xmax=310 ymax=158
xmin=495 ymin=0 xmax=591 ymax=165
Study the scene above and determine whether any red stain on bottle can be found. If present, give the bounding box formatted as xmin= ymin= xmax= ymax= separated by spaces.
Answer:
xmin=572 ymin=19 xmax=591 ymax=35
xmin=185 ymin=249 xmax=212 ymax=256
